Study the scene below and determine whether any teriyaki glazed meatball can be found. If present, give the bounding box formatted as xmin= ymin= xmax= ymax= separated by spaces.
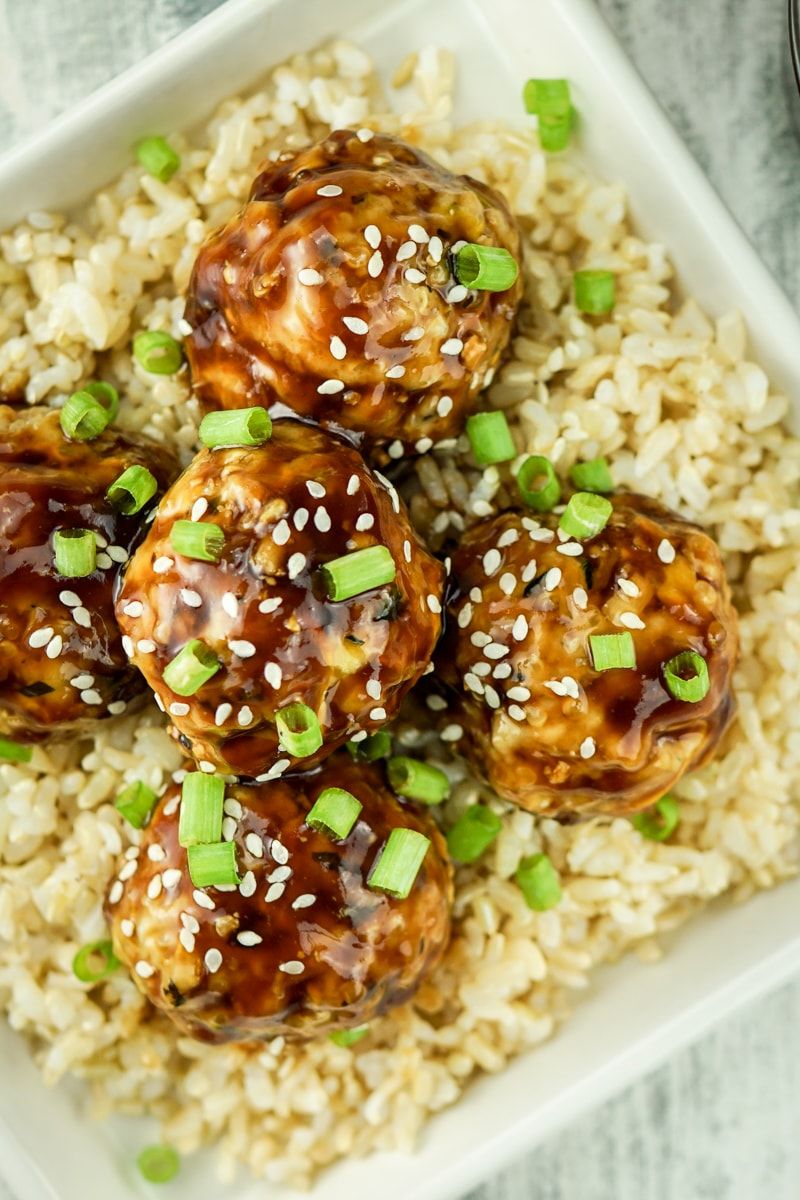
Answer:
xmin=106 ymin=755 xmax=453 ymax=1042
xmin=437 ymin=492 xmax=739 ymax=816
xmin=0 ymin=403 xmax=176 ymax=742
xmin=184 ymin=130 xmax=522 ymax=458
xmin=116 ymin=415 xmax=444 ymax=778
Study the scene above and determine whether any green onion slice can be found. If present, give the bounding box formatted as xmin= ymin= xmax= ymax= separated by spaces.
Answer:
xmin=187 ymin=841 xmax=239 ymax=889
xmin=589 ymin=632 xmax=636 ymax=671
xmin=72 ymin=939 xmax=120 ymax=984
xmin=163 ymin=639 xmax=220 ymax=696
xmin=59 ymin=390 xmax=111 ymax=441
xmin=517 ymin=455 xmax=561 ymax=511
xmin=466 ymin=411 xmax=516 ymax=466
xmin=276 ymin=702 xmax=323 ymax=758
xmin=368 ymin=827 xmax=431 ymax=899
xmin=0 ymin=737 xmax=32 ymax=764
xmin=83 ymin=380 xmax=120 ymax=421
xmin=632 ymin=795 xmax=680 ymax=842
xmin=329 ymin=1025 xmax=369 ymax=1048
xmin=115 ymin=781 xmax=157 ymax=829
xmin=133 ymin=330 xmax=183 ymax=375
xmin=538 ymin=110 xmax=574 ymax=152
xmin=346 ymin=730 xmax=392 ymax=762
xmin=523 ymin=78 xmax=572 ymax=118
xmin=53 ymin=529 xmax=96 ymax=578
xmin=387 ymin=756 xmax=450 ymax=805
xmin=455 ymin=244 xmax=519 ymax=292
xmin=559 ymin=492 xmax=613 ymax=540
xmin=515 ymin=853 xmax=562 ymax=910
xmin=568 ymin=456 xmax=613 ymax=494
xmin=662 ymin=650 xmax=710 ymax=703
xmin=137 ymin=1145 xmax=181 ymax=1185
xmin=135 ymin=135 xmax=181 ymax=183
xmin=107 ymin=465 xmax=158 ymax=515
xmin=446 ymin=804 xmax=502 ymax=864
xmin=179 ymin=773 xmax=225 ymax=846
xmin=574 ymin=269 xmax=616 ymax=315
xmin=170 ymin=519 xmax=225 ymax=563
xmin=307 ymin=787 xmax=362 ymax=840
xmin=321 ymin=545 xmax=396 ymax=602
xmin=199 ymin=406 xmax=272 ymax=449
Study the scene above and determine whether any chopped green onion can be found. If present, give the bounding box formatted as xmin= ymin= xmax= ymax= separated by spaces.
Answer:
xmin=135 ymin=135 xmax=181 ymax=183
xmin=523 ymin=78 xmax=572 ymax=118
xmin=574 ymin=270 xmax=616 ymax=315
xmin=306 ymin=787 xmax=362 ymax=840
xmin=199 ymin=406 xmax=272 ymax=449
xmin=115 ymin=781 xmax=157 ymax=829
xmin=329 ymin=1025 xmax=369 ymax=1048
xmin=517 ymin=455 xmax=561 ymax=511
xmin=187 ymin=841 xmax=239 ymax=889
xmin=538 ymin=111 xmax=574 ymax=152
xmin=179 ymin=773 xmax=224 ymax=846
xmin=133 ymin=330 xmax=183 ymax=375
xmin=53 ymin=529 xmax=96 ymax=578
xmin=346 ymin=730 xmax=392 ymax=762
xmin=632 ymin=795 xmax=680 ymax=842
xmin=83 ymin=380 xmax=120 ymax=421
xmin=321 ymin=545 xmax=396 ymax=602
xmin=163 ymin=639 xmax=220 ymax=696
xmin=387 ymin=756 xmax=450 ymax=805
xmin=107 ymin=465 xmax=158 ymax=515
xmin=137 ymin=1145 xmax=181 ymax=1185
xmin=455 ymin=244 xmax=519 ymax=292
xmin=72 ymin=939 xmax=120 ymax=984
xmin=276 ymin=702 xmax=323 ymax=758
xmin=59 ymin=390 xmax=111 ymax=441
xmin=466 ymin=411 xmax=516 ymax=466
xmin=662 ymin=651 xmax=710 ymax=703
xmin=569 ymin=456 xmax=613 ymax=494
xmin=559 ymin=492 xmax=613 ymax=540
xmin=589 ymin=632 xmax=636 ymax=671
xmin=368 ymin=827 xmax=431 ymax=899
xmin=0 ymin=737 xmax=32 ymax=764
xmin=170 ymin=519 xmax=225 ymax=563
xmin=515 ymin=853 xmax=562 ymax=910
xmin=446 ymin=804 xmax=502 ymax=864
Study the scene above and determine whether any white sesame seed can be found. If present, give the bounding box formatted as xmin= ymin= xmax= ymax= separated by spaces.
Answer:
xmin=544 ymin=680 xmax=568 ymax=696
xmin=177 ymin=589 xmax=201 ymax=610
xmin=396 ymin=241 xmax=416 ymax=261
xmin=272 ymin=519 xmax=290 ymax=545
xmin=147 ymin=875 xmax=163 ymax=900
xmin=428 ymin=236 xmax=443 ymax=263
xmin=447 ymin=284 xmax=469 ymax=304
xmin=441 ymin=337 xmax=463 ymax=356
xmin=215 ymin=703 xmax=232 ymax=726
xmin=364 ymin=224 xmax=381 ymax=249
xmin=471 ymin=631 xmax=492 ymax=648
xmin=513 ymin=614 xmax=529 ymax=642
xmin=350 ymin=730 xmax=368 ymax=743
xmin=658 ymin=539 xmax=676 ymax=564
xmin=483 ymin=548 xmax=501 ymax=576
xmin=617 ymin=577 xmax=640 ymax=598
xmin=137 ymin=639 xmax=156 ymax=654
xmin=457 ymin=602 xmax=473 ymax=629
xmin=120 ymin=919 xmax=135 ymax=937
xmin=469 ymin=587 xmax=483 ymax=603
xmin=366 ymin=679 xmax=382 ymax=700
xmin=264 ymin=662 xmax=282 ymax=690
xmin=298 ymin=267 xmax=324 ymax=286
xmin=45 ymin=635 xmax=63 ymax=659
xmin=484 ymin=685 xmax=501 ymax=709
xmin=521 ymin=561 xmax=539 ymax=584
xmin=426 ymin=594 xmax=442 ymax=614
xmin=306 ymin=481 xmax=326 ymax=499
xmin=108 ymin=701 xmax=127 ymax=715
xmin=238 ymin=871 xmax=257 ymax=898
xmin=28 ymin=627 xmax=53 ymax=649
xmin=426 ymin=694 xmax=447 ymax=711
xmin=179 ymin=929 xmax=196 ymax=954
xmin=221 ymin=592 xmax=238 ymax=618
xmin=204 ymin=948 xmax=223 ymax=973
xmin=562 ymin=676 xmax=580 ymax=699
xmin=441 ymin=723 xmax=463 ymax=741
xmin=265 ymin=882 xmax=285 ymax=903
xmin=403 ymin=539 xmax=412 ymax=563
xmin=287 ymin=552 xmax=307 ymax=580
xmin=314 ymin=507 xmax=331 ymax=532
xmin=572 ymin=587 xmax=588 ymax=609
xmin=318 ymin=378 xmax=345 ymax=395
xmin=499 ymin=572 xmax=517 ymax=596
xmin=147 ymin=844 xmax=166 ymax=862
xmin=169 ymin=702 xmax=190 ymax=717
xmin=222 ymin=817 xmax=237 ymax=842
xmin=369 ymin=706 xmax=386 ymax=721
xmin=507 ymin=685 xmax=531 ymax=702
xmin=557 ymin=542 xmax=583 ymax=557
xmin=278 ymin=960 xmax=304 ymax=975
xmin=96 ymin=553 xmax=113 ymax=570
xmin=402 ymin=326 xmax=424 ymax=342
xmin=109 ymin=883 xmax=126 ymax=907
xmin=343 ymin=316 xmax=369 ymax=335
xmin=238 ymin=706 xmax=253 ymax=726
xmin=355 ymin=513 xmax=374 ymax=533
xmin=135 ymin=961 xmax=155 ymax=979
xmin=329 ymin=335 xmax=347 ymax=360
xmin=228 ymin=638 xmax=256 ymax=659
xmin=71 ymin=673 xmax=94 ymax=690
xmin=529 ymin=527 xmax=555 ymax=543
xmin=59 ymin=590 xmax=80 ymax=607
xmin=199 ymin=760 xmax=216 ymax=774
xmin=484 ymin=642 xmax=510 ymax=660
xmin=387 ymin=440 xmax=404 ymax=459
xmin=368 ymin=250 xmax=384 ymax=277
xmin=293 ymin=507 xmax=309 ymax=531
xmin=415 ymin=436 xmax=433 ymax=453
xmin=237 ymin=931 xmax=263 ymax=947
xmin=194 ymin=889 xmax=216 ymax=910
xmin=385 ymin=364 xmax=406 ymax=379
xmin=508 ymin=704 xmax=527 ymax=722
xmin=404 ymin=268 xmax=426 ymax=284
xmin=223 ymin=798 xmax=243 ymax=819
xmin=544 ymin=567 xmax=562 ymax=591
xmin=356 ymin=127 xmax=374 ymax=142
xmin=72 ymin=608 xmax=92 ymax=628
xmin=80 ymin=689 xmax=102 ymax=705
xmin=118 ymin=860 xmax=138 ymax=882
xmin=271 ymin=839 xmax=289 ymax=865
xmin=259 ymin=597 xmax=282 ymax=614
xmin=243 ymin=832 xmax=263 ymax=859
xmin=153 ymin=556 xmax=173 ymax=574
xmin=121 ymin=635 xmax=135 ymax=658
xmin=465 ymin=672 xmax=484 ymax=694
xmin=107 ymin=545 xmax=128 ymax=564
xmin=408 ymin=223 xmax=429 ymax=243
xmin=191 ymin=497 xmax=208 ymax=522
xmin=317 ymin=183 xmax=343 ymax=197
xmin=292 ymin=894 xmax=316 ymax=910
xmin=94 ymin=533 xmax=108 ymax=549
xmin=493 ymin=662 xmax=512 ymax=680
xmin=435 ymin=395 xmax=454 ymax=420
xmin=619 ymin=612 xmax=646 ymax=630
xmin=580 ymin=736 xmax=596 ymax=759
xmin=269 ymin=865 xmax=292 ymax=885
xmin=452 ymin=239 xmax=466 ymax=253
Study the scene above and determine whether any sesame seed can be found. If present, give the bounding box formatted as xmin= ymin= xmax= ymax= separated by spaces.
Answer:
xmin=618 ymin=577 xmax=640 ymax=598
xmin=298 ymin=267 xmax=324 ymax=285
xmin=387 ymin=440 xmax=404 ymax=459
xmin=441 ymin=723 xmax=463 ymax=741
xmin=580 ymin=736 xmax=596 ymax=759
xmin=544 ymin=567 xmax=562 ymax=591
xmin=239 ymin=871 xmax=257 ymax=897
xmin=426 ymin=694 xmax=448 ymax=711
xmin=385 ymin=364 xmax=406 ymax=379
xmin=428 ymin=236 xmax=444 ymax=262
xmin=222 ymin=592 xmax=238 ymax=618
xmin=544 ymin=680 xmax=568 ymax=696
xmin=204 ymin=948 xmax=223 ymax=973
xmin=179 ymin=929 xmax=196 ymax=956
xmin=73 ymin=608 xmax=92 ymax=628
xmin=447 ymin=284 xmax=469 ymax=304
xmin=266 ymin=881 xmax=286 ymax=903
xmin=118 ymin=860 xmax=138 ymax=882
xmin=493 ymin=662 xmax=512 ymax=680
xmin=153 ymin=556 xmax=173 ymax=574
xmin=441 ymin=337 xmax=464 ymax=356
xmin=483 ymin=548 xmax=501 ymax=576
xmin=499 ymin=572 xmax=517 ymax=596
xmin=293 ymin=507 xmax=309 ymax=531
xmin=169 ymin=702 xmax=190 ymax=717
xmin=529 ymin=527 xmax=555 ymax=543
xmin=557 ymin=542 xmax=583 ymax=557
xmin=404 ymin=268 xmax=426 ymax=284
xmin=107 ymin=545 xmax=128 ymax=564
xmin=269 ymin=865 xmax=292 ymax=885
xmin=521 ymin=561 xmax=539 ymax=583
xmin=458 ymin=602 xmax=473 ymax=629
xmin=215 ymin=703 xmax=232 ymax=726
xmin=244 ymin=833 xmax=264 ymax=860
xmin=120 ymin=919 xmax=135 ymax=937
xmin=402 ymin=326 xmax=424 ymax=342
xmin=96 ymin=553 xmax=113 ymax=570
xmin=259 ymin=598 xmax=282 ymax=614
xmin=108 ymin=882 xmax=124 ymax=905
xmin=70 ymin=673 xmax=94 ymax=689
xmin=135 ymin=961 xmax=155 ymax=979
xmin=484 ymin=685 xmax=501 ymax=709
xmin=307 ymin=481 xmax=326 ymax=499
xmin=238 ymin=706 xmax=253 ymax=726
xmin=194 ymin=889 xmax=215 ymax=910
xmin=658 ymin=539 xmax=676 ymax=564
xmin=415 ymin=436 xmax=433 ymax=453
xmin=452 ymin=240 xmax=466 ymax=254
xmin=292 ymin=894 xmax=316 ymax=909
xmin=237 ymin=931 xmax=263 ymax=947
xmin=228 ymin=639 xmax=255 ymax=658
xmin=272 ymin=519 xmax=290 ymax=545
xmin=572 ymin=587 xmax=588 ymax=609
xmin=224 ymin=798 xmax=243 ymax=819
xmin=180 ymin=589 xmax=202 ymax=608
xmin=199 ymin=761 xmax=216 ymax=774
xmin=355 ymin=513 xmax=374 ymax=533
xmin=366 ymin=679 xmax=382 ymax=701
xmin=465 ymin=672 xmax=484 ymax=694
xmin=59 ymin=590 xmax=80 ymax=607
xmin=426 ymin=594 xmax=442 ymax=614
xmin=278 ymin=960 xmax=304 ymax=975
xmin=619 ymin=612 xmax=645 ymax=630
xmin=507 ymin=685 xmax=531 ymax=702
xmin=191 ymin=497 xmax=209 ymax=522
xmin=469 ymin=587 xmax=483 ymax=603
xmin=330 ymin=335 xmax=347 ymax=360
xmin=288 ymin=552 xmax=307 ymax=579
xmin=317 ymin=184 xmax=343 ymax=197
xmin=343 ymin=316 xmax=369 ymax=335
xmin=108 ymin=701 xmax=127 ymax=715
xmin=222 ymin=817 xmax=237 ymax=841
xmin=45 ymin=635 xmax=63 ymax=659
xmin=356 ymin=128 xmax=374 ymax=142
xmin=436 ymin=395 xmax=454 ymax=419
xmin=484 ymin=642 xmax=509 ymax=660
xmin=368 ymin=250 xmax=384 ymax=277
xmin=271 ymin=839 xmax=289 ymax=865
xmin=396 ymin=241 xmax=416 ymax=262
xmin=562 ymin=676 xmax=580 ymax=699
xmin=364 ymin=224 xmax=381 ymax=249
xmin=314 ymin=507 xmax=331 ymax=532
xmin=94 ymin=533 xmax=108 ymax=549
xmin=408 ymin=223 xmax=429 ymax=243
xmin=29 ymin=627 xmax=53 ymax=649
xmin=403 ymin=539 xmax=412 ymax=563
xmin=147 ymin=875 xmax=162 ymax=900
xmin=264 ymin=662 xmax=282 ymax=690
xmin=318 ymin=378 xmax=345 ymax=395
xmin=512 ymin=614 xmax=529 ymax=642
xmin=137 ymin=639 xmax=156 ymax=654
xmin=122 ymin=635 xmax=135 ymax=657
xmin=350 ymin=730 xmax=367 ymax=743
xmin=147 ymin=845 xmax=166 ymax=862
xmin=369 ymin=706 xmax=387 ymax=721
xmin=508 ymin=705 xmax=526 ymax=722
xmin=80 ymin=689 xmax=102 ymax=705
xmin=471 ymin=631 xmax=492 ymax=648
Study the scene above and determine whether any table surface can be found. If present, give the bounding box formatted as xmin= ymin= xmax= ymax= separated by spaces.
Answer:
xmin=1 ymin=0 xmax=799 ymax=1197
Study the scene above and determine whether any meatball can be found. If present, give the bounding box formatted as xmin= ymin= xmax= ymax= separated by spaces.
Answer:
xmin=116 ymin=419 xmax=444 ymax=778
xmin=437 ymin=494 xmax=738 ymax=816
xmin=0 ymin=405 xmax=176 ymax=741
xmin=106 ymin=756 xmax=453 ymax=1041
xmin=184 ymin=130 xmax=522 ymax=459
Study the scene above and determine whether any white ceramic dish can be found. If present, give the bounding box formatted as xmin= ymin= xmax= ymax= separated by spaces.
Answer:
xmin=2 ymin=1 xmax=800 ymax=1197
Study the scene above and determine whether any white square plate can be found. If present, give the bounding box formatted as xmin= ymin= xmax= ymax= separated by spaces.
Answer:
xmin=2 ymin=1 xmax=800 ymax=1197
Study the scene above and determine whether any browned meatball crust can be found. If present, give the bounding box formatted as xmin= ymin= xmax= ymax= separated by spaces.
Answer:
xmin=116 ymin=420 xmax=444 ymax=778
xmin=106 ymin=757 xmax=453 ymax=1042
xmin=0 ymin=405 xmax=176 ymax=740
xmin=436 ymin=494 xmax=738 ymax=816
xmin=184 ymin=130 xmax=522 ymax=459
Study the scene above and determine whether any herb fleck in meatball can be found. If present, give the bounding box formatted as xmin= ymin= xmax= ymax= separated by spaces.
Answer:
xmin=106 ymin=756 xmax=453 ymax=1042
xmin=116 ymin=420 xmax=444 ymax=778
xmin=184 ymin=130 xmax=522 ymax=460
xmin=436 ymin=494 xmax=738 ymax=816
xmin=0 ymin=405 xmax=176 ymax=741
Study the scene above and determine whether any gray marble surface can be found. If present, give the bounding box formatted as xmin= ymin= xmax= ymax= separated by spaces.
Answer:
xmin=1 ymin=0 xmax=799 ymax=1197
